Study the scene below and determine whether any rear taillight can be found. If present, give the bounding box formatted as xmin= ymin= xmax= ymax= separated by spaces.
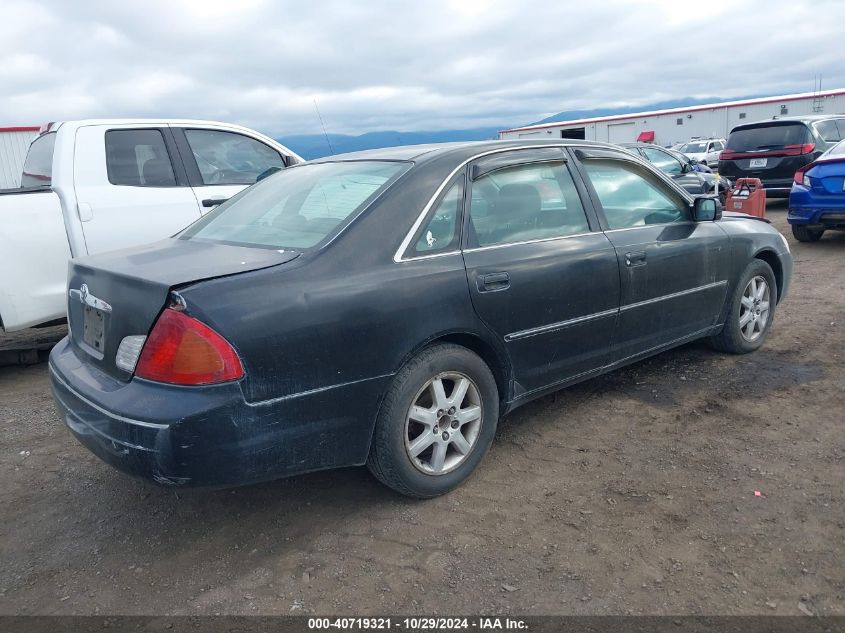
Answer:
xmin=719 ymin=144 xmax=815 ymax=160
xmin=784 ymin=143 xmax=816 ymax=156
xmin=794 ymin=162 xmax=816 ymax=187
xmin=135 ymin=308 xmax=244 ymax=385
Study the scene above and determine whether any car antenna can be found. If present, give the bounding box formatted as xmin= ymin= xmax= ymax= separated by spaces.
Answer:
xmin=313 ymin=98 xmax=335 ymax=156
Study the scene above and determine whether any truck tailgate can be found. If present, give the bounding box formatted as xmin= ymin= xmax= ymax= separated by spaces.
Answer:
xmin=0 ymin=189 xmax=70 ymax=331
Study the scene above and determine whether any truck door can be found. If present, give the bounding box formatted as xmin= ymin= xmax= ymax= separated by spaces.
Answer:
xmin=73 ymin=125 xmax=202 ymax=254
xmin=171 ymin=127 xmax=287 ymax=212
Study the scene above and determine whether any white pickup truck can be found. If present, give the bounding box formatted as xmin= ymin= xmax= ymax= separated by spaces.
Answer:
xmin=0 ymin=119 xmax=301 ymax=332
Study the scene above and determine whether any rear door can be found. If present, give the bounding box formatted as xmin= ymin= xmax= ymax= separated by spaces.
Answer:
xmin=172 ymin=127 xmax=286 ymax=212
xmin=572 ymin=147 xmax=731 ymax=363
xmin=73 ymin=125 xmax=202 ymax=254
xmin=461 ymin=147 xmax=620 ymax=396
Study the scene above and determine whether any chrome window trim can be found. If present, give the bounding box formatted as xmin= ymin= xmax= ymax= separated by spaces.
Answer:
xmin=463 ymin=231 xmax=599 ymax=254
xmin=394 ymin=144 xmax=572 ymax=263
xmin=603 ymin=220 xmax=697 ymax=234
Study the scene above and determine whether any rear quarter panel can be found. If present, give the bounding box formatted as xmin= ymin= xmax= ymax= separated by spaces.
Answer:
xmin=177 ymin=159 xmax=501 ymax=405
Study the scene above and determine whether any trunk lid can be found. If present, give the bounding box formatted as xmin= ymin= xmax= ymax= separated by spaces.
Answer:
xmin=809 ymin=158 xmax=845 ymax=194
xmin=66 ymin=239 xmax=298 ymax=380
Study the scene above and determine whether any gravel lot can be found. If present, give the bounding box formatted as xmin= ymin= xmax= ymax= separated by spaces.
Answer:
xmin=1 ymin=201 xmax=843 ymax=616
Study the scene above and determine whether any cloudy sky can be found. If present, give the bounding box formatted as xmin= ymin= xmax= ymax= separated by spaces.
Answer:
xmin=1 ymin=0 xmax=843 ymax=137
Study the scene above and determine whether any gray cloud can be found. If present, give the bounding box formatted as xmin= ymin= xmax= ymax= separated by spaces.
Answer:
xmin=1 ymin=0 xmax=843 ymax=136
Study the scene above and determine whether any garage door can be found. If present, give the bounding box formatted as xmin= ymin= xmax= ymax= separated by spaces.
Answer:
xmin=607 ymin=122 xmax=635 ymax=144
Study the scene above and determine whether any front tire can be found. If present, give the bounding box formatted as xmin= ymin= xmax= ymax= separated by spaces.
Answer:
xmin=367 ymin=344 xmax=499 ymax=498
xmin=791 ymin=224 xmax=824 ymax=242
xmin=709 ymin=259 xmax=777 ymax=354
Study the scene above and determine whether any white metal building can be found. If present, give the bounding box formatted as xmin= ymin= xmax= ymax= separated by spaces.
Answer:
xmin=0 ymin=126 xmax=38 ymax=188
xmin=499 ymin=89 xmax=845 ymax=146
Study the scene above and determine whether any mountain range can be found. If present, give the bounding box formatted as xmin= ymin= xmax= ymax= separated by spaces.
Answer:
xmin=278 ymin=94 xmax=760 ymax=159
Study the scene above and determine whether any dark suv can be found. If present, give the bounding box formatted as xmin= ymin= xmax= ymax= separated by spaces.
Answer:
xmin=719 ymin=115 xmax=845 ymax=197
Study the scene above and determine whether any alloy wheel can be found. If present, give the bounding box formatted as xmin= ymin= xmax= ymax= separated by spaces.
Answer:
xmin=404 ymin=372 xmax=483 ymax=475
xmin=739 ymin=275 xmax=771 ymax=342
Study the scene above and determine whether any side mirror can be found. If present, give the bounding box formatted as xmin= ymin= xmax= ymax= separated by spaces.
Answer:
xmin=694 ymin=196 xmax=721 ymax=221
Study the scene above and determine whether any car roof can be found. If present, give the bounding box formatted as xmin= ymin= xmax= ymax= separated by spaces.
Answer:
xmin=732 ymin=114 xmax=844 ymax=130
xmin=309 ymin=138 xmax=622 ymax=165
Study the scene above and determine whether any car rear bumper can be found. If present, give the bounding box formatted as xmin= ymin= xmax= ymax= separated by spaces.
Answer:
xmin=49 ymin=337 xmax=388 ymax=487
xmin=788 ymin=187 xmax=845 ymax=226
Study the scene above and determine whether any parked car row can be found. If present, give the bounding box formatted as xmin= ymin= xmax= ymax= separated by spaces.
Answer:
xmin=664 ymin=114 xmax=845 ymax=244
xmin=620 ymin=142 xmax=731 ymax=205
xmin=718 ymin=115 xmax=845 ymax=198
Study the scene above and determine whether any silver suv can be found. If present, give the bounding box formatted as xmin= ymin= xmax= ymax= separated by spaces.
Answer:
xmin=677 ymin=138 xmax=726 ymax=168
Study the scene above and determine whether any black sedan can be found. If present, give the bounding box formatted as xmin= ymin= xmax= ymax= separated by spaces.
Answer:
xmin=621 ymin=142 xmax=731 ymax=205
xmin=50 ymin=140 xmax=792 ymax=498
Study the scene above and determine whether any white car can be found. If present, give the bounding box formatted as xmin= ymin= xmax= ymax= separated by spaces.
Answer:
xmin=677 ymin=138 xmax=726 ymax=168
xmin=0 ymin=119 xmax=302 ymax=332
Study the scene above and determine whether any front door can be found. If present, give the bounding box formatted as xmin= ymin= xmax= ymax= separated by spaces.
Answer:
xmin=461 ymin=148 xmax=620 ymax=397
xmin=172 ymin=127 xmax=287 ymax=213
xmin=573 ymin=149 xmax=731 ymax=364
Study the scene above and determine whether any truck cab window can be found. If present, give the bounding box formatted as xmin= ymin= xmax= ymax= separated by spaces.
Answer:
xmin=105 ymin=129 xmax=177 ymax=187
xmin=21 ymin=133 xmax=57 ymax=188
xmin=184 ymin=129 xmax=284 ymax=186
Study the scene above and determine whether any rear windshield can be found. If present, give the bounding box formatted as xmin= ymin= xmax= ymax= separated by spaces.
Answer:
xmin=180 ymin=161 xmax=408 ymax=249
xmin=726 ymin=123 xmax=810 ymax=152
xmin=20 ymin=133 xmax=56 ymax=188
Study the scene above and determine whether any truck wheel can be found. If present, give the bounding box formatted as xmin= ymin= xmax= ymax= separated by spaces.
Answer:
xmin=709 ymin=259 xmax=777 ymax=354
xmin=791 ymin=225 xmax=824 ymax=242
xmin=367 ymin=344 xmax=499 ymax=498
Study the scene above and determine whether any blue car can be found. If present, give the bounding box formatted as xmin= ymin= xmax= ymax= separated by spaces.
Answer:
xmin=788 ymin=139 xmax=845 ymax=242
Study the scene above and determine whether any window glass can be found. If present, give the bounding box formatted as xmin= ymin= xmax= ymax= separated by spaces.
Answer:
xmin=815 ymin=120 xmax=841 ymax=143
xmin=180 ymin=161 xmax=407 ymax=249
xmin=582 ymin=159 xmax=687 ymax=230
xmin=823 ymin=139 xmax=845 ymax=158
xmin=413 ymin=178 xmax=463 ymax=254
xmin=468 ymin=161 xmax=590 ymax=247
xmin=641 ymin=147 xmax=683 ymax=175
xmin=184 ymin=129 xmax=284 ymax=185
xmin=713 ymin=141 xmax=724 ymax=150
xmin=679 ymin=141 xmax=708 ymax=153
xmin=20 ymin=133 xmax=56 ymax=187
xmin=105 ymin=129 xmax=176 ymax=187
xmin=726 ymin=123 xmax=811 ymax=151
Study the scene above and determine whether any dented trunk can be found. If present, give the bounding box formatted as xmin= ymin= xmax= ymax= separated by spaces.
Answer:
xmin=66 ymin=239 xmax=299 ymax=381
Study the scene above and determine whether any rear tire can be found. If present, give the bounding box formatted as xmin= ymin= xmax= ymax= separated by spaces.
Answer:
xmin=791 ymin=224 xmax=824 ymax=242
xmin=367 ymin=344 xmax=499 ymax=498
xmin=709 ymin=259 xmax=777 ymax=354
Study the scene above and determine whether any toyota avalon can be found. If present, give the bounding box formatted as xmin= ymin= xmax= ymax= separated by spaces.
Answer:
xmin=50 ymin=140 xmax=793 ymax=497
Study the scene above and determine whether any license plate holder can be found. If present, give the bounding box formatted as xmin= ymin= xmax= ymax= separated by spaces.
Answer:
xmin=83 ymin=305 xmax=105 ymax=354
xmin=749 ymin=158 xmax=768 ymax=168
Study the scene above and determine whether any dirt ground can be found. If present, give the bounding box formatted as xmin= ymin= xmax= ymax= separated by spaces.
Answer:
xmin=1 ymin=201 xmax=843 ymax=617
